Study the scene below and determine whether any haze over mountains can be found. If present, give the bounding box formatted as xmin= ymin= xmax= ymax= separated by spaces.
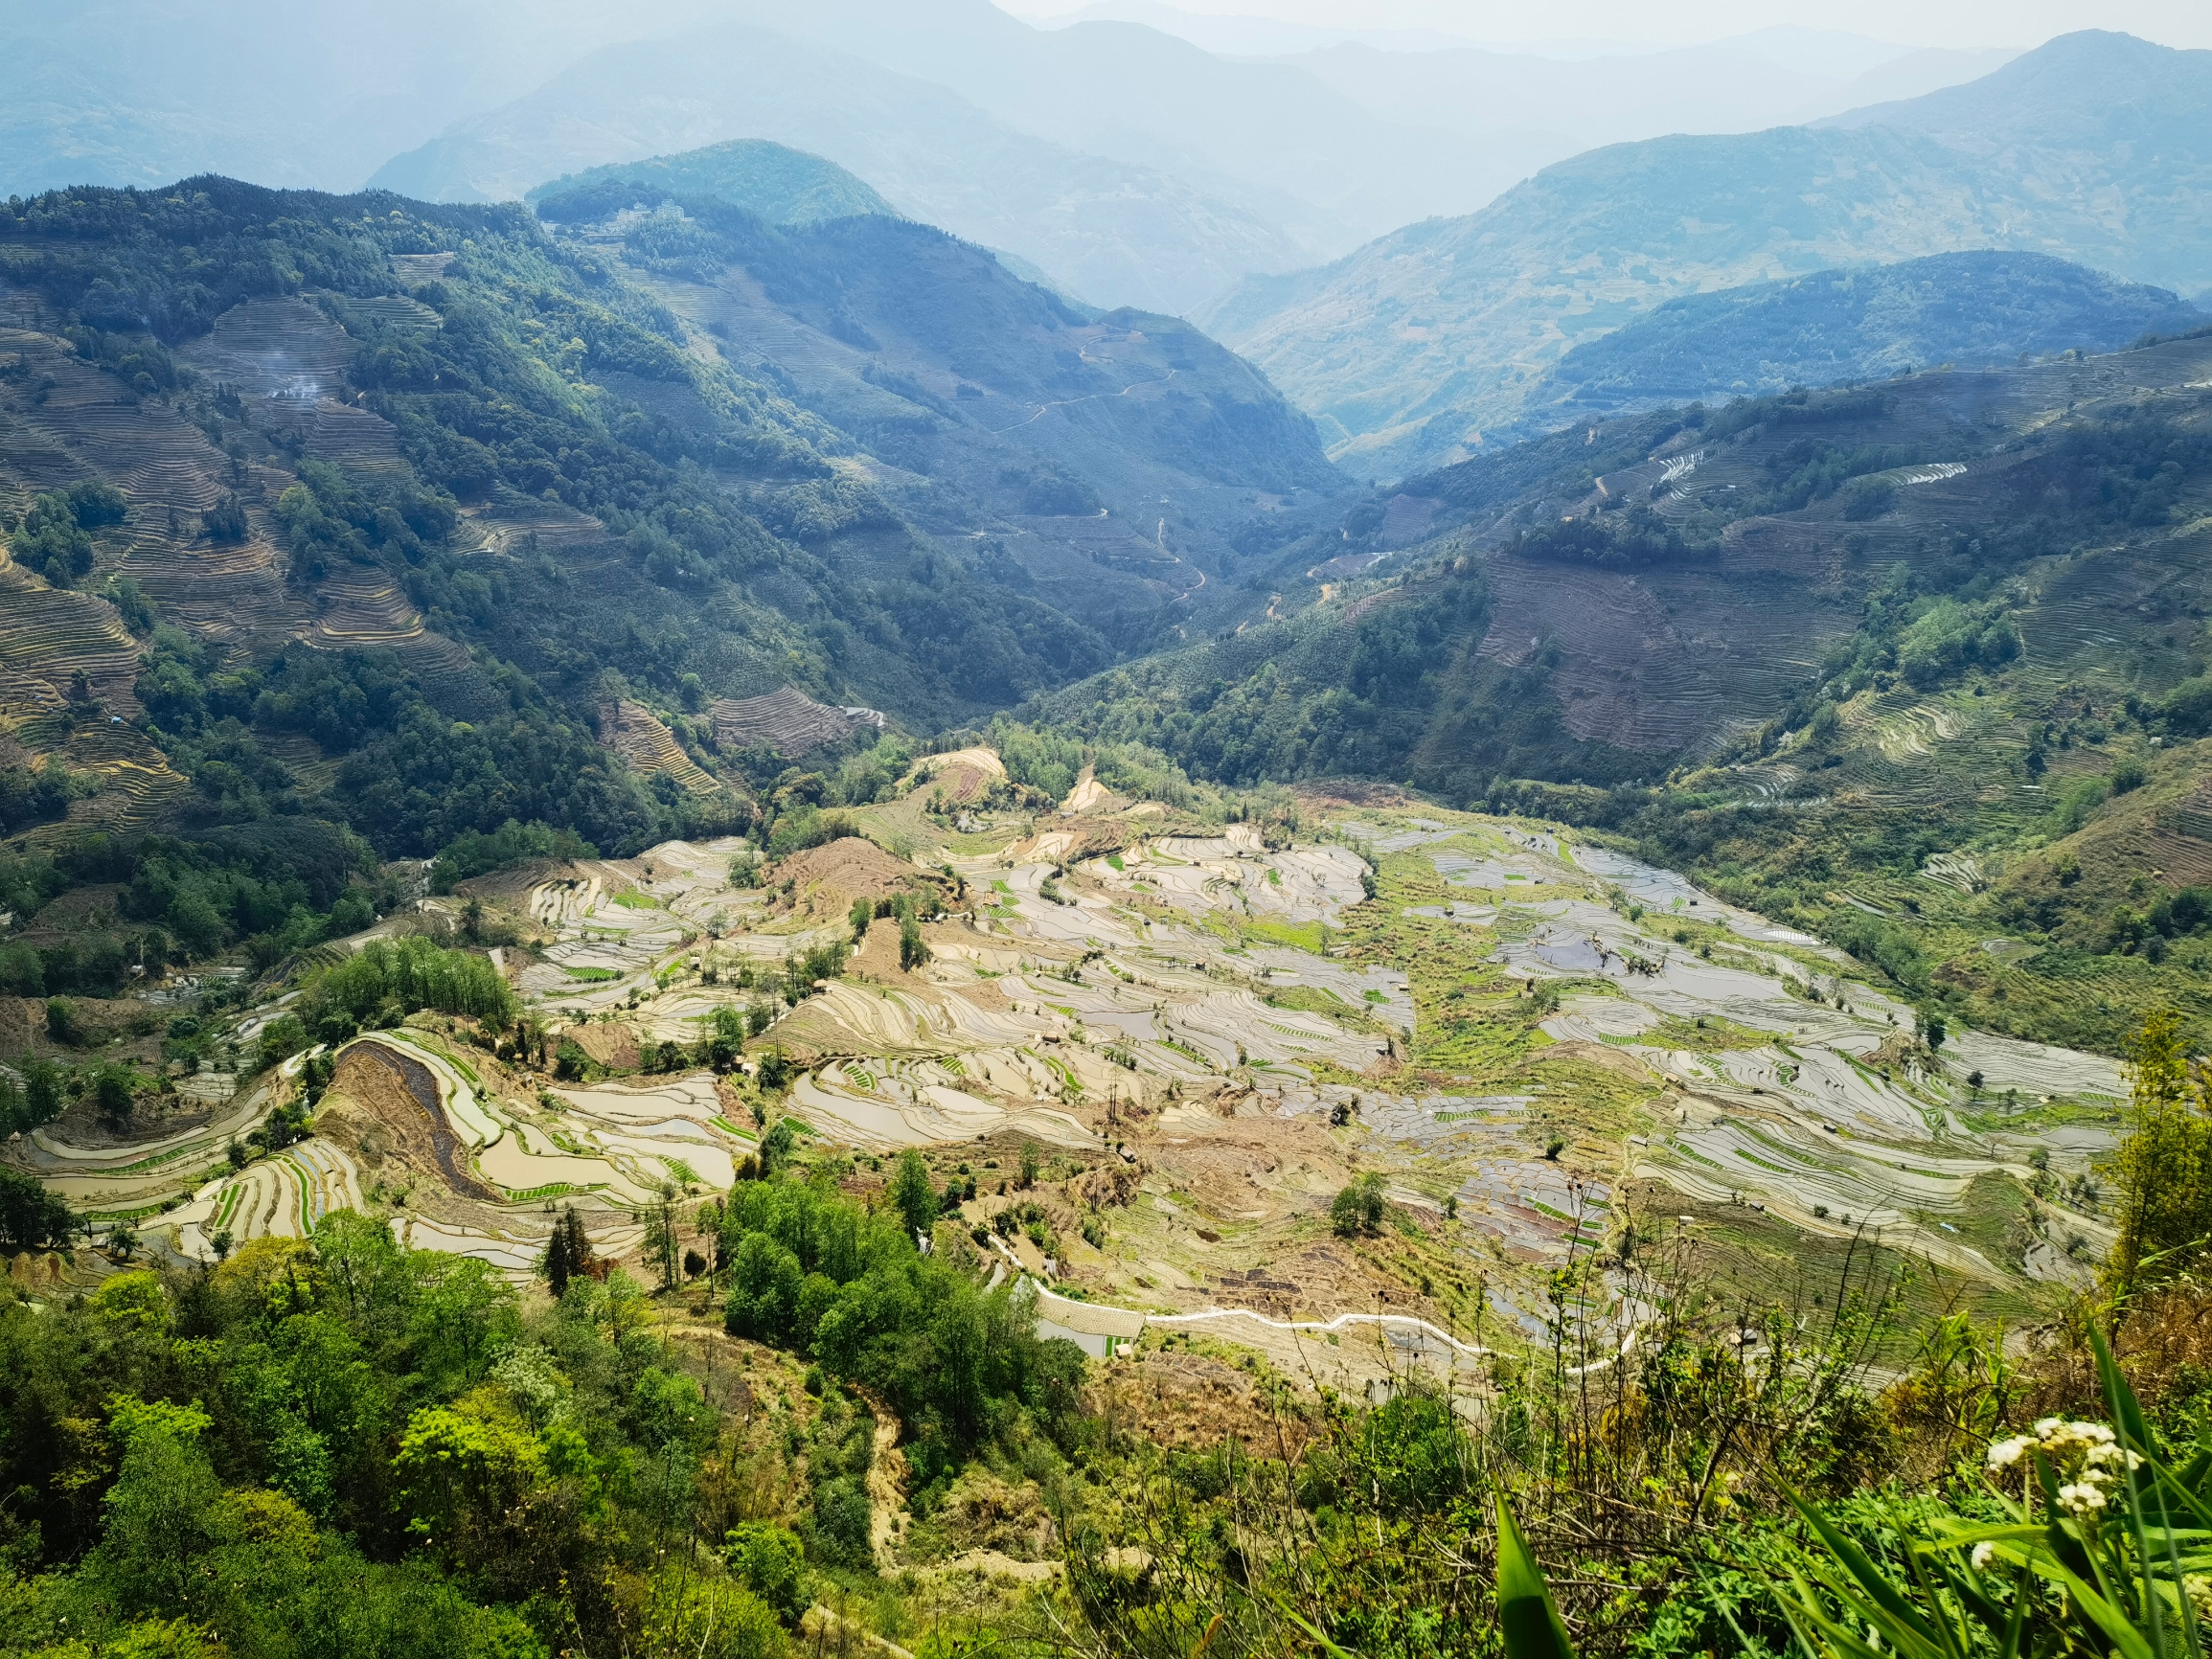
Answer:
xmin=4 ymin=0 xmax=2032 ymax=320
xmin=1206 ymin=30 xmax=2212 ymax=477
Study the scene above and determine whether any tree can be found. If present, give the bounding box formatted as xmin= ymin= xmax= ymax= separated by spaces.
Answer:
xmin=2111 ymin=1010 xmax=2208 ymax=1294
xmin=256 ymin=1015 xmax=309 ymax=1075
xmin=724 ymin=1232 xmax=803 ymax=1342
xmin=696 ymin=1197 xmax=727 ymax=1285
xmin=201 ymin=493 xmax=248 ymax=542
xmin=1332 ymin=1172 xmax=1387 ymax=1238
xmin=1019 ymin=1141 xmax=1041 ymax=1189
xmin=899 ymin=912 xmax=929 ymax=971
xmin=724 ymin=1521 xmax=807 ymax=1625
xmin=94 ymin=1064 xmax=135 ymax=1132
xmin=850 ymin=896 xmax=873 ymax=945
xmin=641 ymin=1181 xmax=682 ymax=1290
xmin=758 ymin=1120 xmax=796 ymax=1178
xmin=539 ymin=1204 xmax=592 ymax=1298
xmin=0 ymin=1166 xmax=77 ymax=1247
xmin=704 ymin=1005 xmax=745 ymax=1071
xmin=891 ymin=1150 xmax=937 ymax=1239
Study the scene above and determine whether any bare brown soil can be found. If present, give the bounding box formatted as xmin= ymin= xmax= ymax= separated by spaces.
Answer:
xmin=773 ymin=836 xmax=919 ymax=901
xmin=319 ymin=1040 xmax=496 ymax=1201
xmin=1087 ymin=1349 xmax=1319 ymax=1458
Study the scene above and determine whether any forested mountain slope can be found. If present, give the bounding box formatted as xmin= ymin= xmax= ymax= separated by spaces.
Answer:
xmin=1202 ymin=31 xmax=2212 ymax=480
xmin=1042 ymin=328 xmax=2212 ymax=1052
xmin=0 ymin=175 xmax=1329 ymax=995
xmin=527 ymin=141 xmax=896 ymax=228
xmin=532 ymin=176 xmax=1334 ymax=644
xmin=1529 ymin=251 xmax=2203 ymax=422
xmin=370 ymin=19 xmax=1316 ymax=317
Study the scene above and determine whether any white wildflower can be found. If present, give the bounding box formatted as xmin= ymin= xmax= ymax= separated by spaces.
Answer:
xmin=1987 ymin=1436 xmax=2032 ymax=1470
xmin=2056 ymin=1482 xmax=2109 ymax=1515
xmin=1971 ymin=1541 xmax=1996 ymax=1572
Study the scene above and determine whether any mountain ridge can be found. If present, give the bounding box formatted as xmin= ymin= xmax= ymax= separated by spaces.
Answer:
xmin=1200 ymin=30 xmax=2212 ymax=480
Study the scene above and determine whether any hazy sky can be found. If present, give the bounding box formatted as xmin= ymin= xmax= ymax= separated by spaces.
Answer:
xmin=1000 ymin=0 xmax=2212 ymax=52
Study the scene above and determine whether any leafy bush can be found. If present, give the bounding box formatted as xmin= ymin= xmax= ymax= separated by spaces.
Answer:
xmin=431 ymin=819 xmax=596 ymax=892
xmin=302 ymin=934 xmax=515 ymax=1042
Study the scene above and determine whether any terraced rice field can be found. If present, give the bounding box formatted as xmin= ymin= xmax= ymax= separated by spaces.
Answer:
xmin=177 ymin=297 xmax=355 ymax=398
xmin=598 ymin=699 xmax=719 ymax=793
xmin=48 ymin=1028 xmax=752 ymax=1277
xmin=121 ymin=534 xmax=300 ymax=642
xmin=44 ymin=721 xmax=191 ymax=836
xmin=33 ymin=784 xmax=2123 ymax=1352
xmin=312 ymin=567 xmax=422 ymax=644
xmin=711 ymin=685 xmax=882 ymax=755
xmin=0 ymin=562 xmax=143 ymax=717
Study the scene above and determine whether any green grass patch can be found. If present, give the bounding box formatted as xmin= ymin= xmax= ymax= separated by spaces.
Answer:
xmin=1238 ymin=915 xmax=1327 ymax=954
xmin=563 ymin=966 xmax=622 ymax=983
xmin=1265 ymin=985 xmax=1361 ymax=1022
xmin=502 ymin=1181 xmax=607 ymax=1203
xmin=611 ymin=892 xmax=662 ymax=910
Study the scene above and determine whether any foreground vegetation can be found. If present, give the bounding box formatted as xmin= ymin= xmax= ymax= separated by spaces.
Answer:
xmin=3 ymin=1000 xmax=2204 ymax=1659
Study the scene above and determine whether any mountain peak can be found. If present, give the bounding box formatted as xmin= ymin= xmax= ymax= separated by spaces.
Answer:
xmin=1823 ymin=29 xmax=2212 ymax=148
xmin=527 ymin=139 xmax=895 ymax=228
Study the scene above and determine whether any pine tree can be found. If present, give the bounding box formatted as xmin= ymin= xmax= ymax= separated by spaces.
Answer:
xmin=542 ymin=1204 xmax=593 ymax=1298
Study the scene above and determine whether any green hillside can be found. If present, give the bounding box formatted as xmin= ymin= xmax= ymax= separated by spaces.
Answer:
xmin=1201 ymin=31 xmax=2212 ymax=479
xmin=0 ymin=173 xmax=1329 ymax=990
xmin=1041 ymin=328 xmax=2212 ymax=1054
xmin=529 ymin=180 xmax=1338 ymax=652
xmin=527 ymin=140 xmax=895 ymax=227
xmin=1532 ymin=250 xmax=2203 ymax=420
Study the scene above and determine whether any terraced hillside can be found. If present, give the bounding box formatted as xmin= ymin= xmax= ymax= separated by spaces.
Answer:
xmin=23 ymin=757 xmax=2121 ymax=1421
xmin=1044 ymin=328 xmax=2212 ymax=1053
xmin=0 ymin=175 xmax=1339 ymax=1006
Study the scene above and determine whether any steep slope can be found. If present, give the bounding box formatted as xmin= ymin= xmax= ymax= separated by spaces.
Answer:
xmin=1203 ymin=31 xmax=2212 ymax=480
xmin=1530 ymin=252 xmax=2205 ymax=420
xmin=1042 ymin=330 xmax=2212 ymax=1051
xmin=0 ymin=175 xmax=1331 ymax=996
xmin=370 ymin=19 xmax=1308 ymax=316
xmin=526 ymin=141 xmax=896 ymax=227
xmin=533 ymin=181 xmax=1339 ymax=649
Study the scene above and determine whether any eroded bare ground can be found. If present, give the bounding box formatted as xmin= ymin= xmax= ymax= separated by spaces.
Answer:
xmin=33 ymin=756 xmax=2122 ymax=1387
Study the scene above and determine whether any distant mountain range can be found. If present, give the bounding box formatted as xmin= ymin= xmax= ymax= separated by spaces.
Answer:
xmin=0 ymin=0 xmax=2026 ymax=319
xmin=366 ymin=17 xmax=1312 ymax=315
xmin=1201 ymin=32 xmax=2212 ymax=479
xmin=1527 ymin=252 xmax=2205 ymax=421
